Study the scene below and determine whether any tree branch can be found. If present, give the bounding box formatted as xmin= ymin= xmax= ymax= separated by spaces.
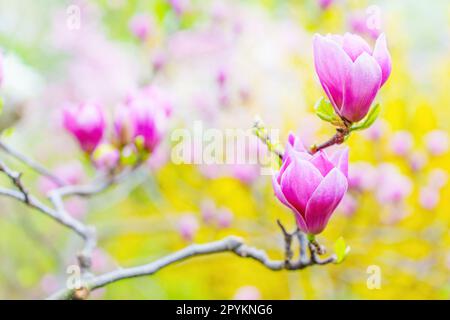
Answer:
xmin=48 ymin=235 xmax=338 ymax=300
xmin=0 ymin=140 xmax=66 ymax=187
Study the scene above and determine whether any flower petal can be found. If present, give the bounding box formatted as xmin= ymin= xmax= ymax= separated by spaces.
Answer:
xmin=310 ymin=151 xmax=334 ymax=177
xmin=372 ymin=33 xmax=392 ymax=87
xmin=313 ymin=34 xmax=353 ymax=112
xmin=341 ymin=52 xmax=382 ymax=122
xmin=280 ymin=158 xmax=323 ymax=216
xmin=330 ymin=147 xmax=349 ymax=178
xmin=271 ymin=173 xmax=308 ymax=232
xmin=305 ymin=168 xmax=348 ymax=234
xmin=342 ymin=33 xmax=372 ymax=61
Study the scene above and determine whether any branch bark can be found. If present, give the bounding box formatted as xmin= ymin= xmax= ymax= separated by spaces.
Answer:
xmin=48 ymin=235 xmax=338 ymax=300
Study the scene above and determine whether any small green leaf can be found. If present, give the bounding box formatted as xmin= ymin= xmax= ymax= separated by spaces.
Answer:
xmin=334 ymin=237 xmax=348 ymax=264
xmin=314 ymin=97 xmax=339 ymax=123
xmin=350 ymin=103 xmax=380 ymax=131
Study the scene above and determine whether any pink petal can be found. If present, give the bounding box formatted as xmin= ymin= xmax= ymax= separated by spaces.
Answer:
xmin=272 ymin=174 xmax=308 ymax=231
xmin=305 ymin=168 xmax=348 ymax=234
xmin=341 ymin=52 xmax=382 ymax=122
xmin=330 ymin=147 xmax=349 ymax=178
xmin=342 ymin=33 xmax=372 ymax=61
xmin=313 ymin=34 xmax=353 ymax=112
xmin=280 ymin=159 xmax=323 ymax=216
xmin=310 ymin=151 xmax=334 ymax=177
xmin=372 ymin=33 xmax=392 ymax=87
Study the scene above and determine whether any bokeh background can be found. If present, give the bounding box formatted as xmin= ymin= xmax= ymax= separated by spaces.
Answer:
xmin=0 ymin=0 xmax=449 ymax=299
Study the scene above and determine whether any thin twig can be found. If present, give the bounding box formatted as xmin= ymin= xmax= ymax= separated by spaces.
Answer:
xmin=48 ymin=235 xmax=337 ymax=300
xmin=0 ymin=140 xmax=66 ymax=186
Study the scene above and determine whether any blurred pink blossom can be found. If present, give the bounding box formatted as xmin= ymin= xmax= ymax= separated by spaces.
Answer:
xmin=93 ymin=143 xmax=120 ymax=171
xmin=129 ymin=14 xmax=152 ymax=41
xmin=348 ymin=162 xmax=377 ymax=192
xmin=348 ymin=10 xmax=382 ymax=40
xmin=63 ymin=102 xmax=105 ymax=153
xmin=390 ymin=131 xmax=413 ymax=156
xmin=115 ymin=86 xmax=172 ymax=152
xmin=408 ymin=151 xmax=428 ymax=172
xmin=419 ymin=187 xmax=439 ymax=211
xmin=168 ymin=0 xmax=191 ymax=16
xmin=376 ymin=164 xmax=412 ymax=204
xmin=234 ymin=286 xmax=261 ymax=300
xmin=363 ymin=119 xmax=387 ymax=141
xmin=178 ymin=214 xmax=199 ymax=242
xmin=338 ymin=193 xmax=358 ymax=217
xmin=200 ymin=199 xmax=217 ymax=225
xmin=427 ymin=169 xmax=448 ymax=190
xmin=424 ymin=130 xmax=449 ymax=156
xmin=216 ymin=208 xmax=233 ymax=229
xmin=317 ymin=0 xmax=334 ymax=10
xmin=38 ymin=162 xmax=85 ymax=195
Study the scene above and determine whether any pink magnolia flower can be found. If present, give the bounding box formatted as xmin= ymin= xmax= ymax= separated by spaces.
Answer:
xmin=408 ymin=151 xmax=428 ymax=172
xmin=338 ymin=193 xmax=358 ymax=217
xmin=129 ymin=14 xmax=152 ymax=41
xmin=38 ymin=162 xmax=85 ymax=195
xmin=349 ymin=11 xmax=382 ymax=40
xmin=424 ymin=130 xmax=449 ymax=156
xmin=376 ymin=164 xmax=412 ymax=204
xmin=168 ymin=0 xmax=190 ymax=16
xmin=178 ymin=214 xmax=199 ymax=242
xmin=216 ymin=208 xmax=233 ymax=229
xmin=419 ymin=187 xmax=439 ymax=211
xmin=200 ymin=199 xmax=216 ymax=225
xmin=234 ymin=286 xmax=261 ymax=300
xmin=92 ymin=143 xmax=120 ymax=171
xmin=348 ymin=161 xmax=377 ymax=192
xmin=114 ymin=86 xmax=172 ymax=153
xmin=63 ymin=102 xmax=105 ymax=153
xmin=317 ymin=0 xmax=334 ymax=10
xmin=428 ymin=169 xmax=448 ymax=189
xmin=390 ymin=131 xmax=413 ymax=156
xmin=272 ymin=133 xmax=348 ymax=235
xmin=313 ymin=33 xmax=391 ymax=122
xmin=363 ymin=119 xmax=387 ymax=141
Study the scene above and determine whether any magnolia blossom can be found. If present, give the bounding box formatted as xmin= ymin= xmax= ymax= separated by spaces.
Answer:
xmin=349 ymin=11 xmax=382 ymax=40
xmin=363 ymin=119 xmax=387 ymax=141
xmin=129 ymin=14 xmax=152 ymax=41
xmin=114 ymin=86 xmax=172 ymax=153
xmin=63 ymin=102 xmax=105 ymax=153
xmin=92 ymin=143 xmax=120 ymax=171
xmin=348 ymin=161 xmax=377 ymax=192
xmin=419 ymin=187 xmax=439 ymax=211
xmin=216 ymin=208 xmax=233 ymax=229
xmin=273 ymin=134 xmax=348 ymax=235
xmin=390 ymin=131 xmax=413 ymax=156
xmin=200 ymin=199 xmax=216 ymax=225
xmin=313 ymin=33 xmax=391 ymax=122
xmin=317 ymin=0 xmax=334 ymax=10
xmin=38 ymin=162 xmax=85 ymax=195
xmin=178 ymin=214 xmax=199 ymax=242
xmin=376 ymin=164 xmax=412 ymax=204
xmin=338 ymin=193 xmax=358 ymax=217
xmin=169 ymin=0 xmax=191 ymax=15
xmin=409 ymin=151 xmax=428 ymax=172
xmin=234 ymin=286 xmax=261 ymax=300
xmin=427 ymin=169 xmax=448 ymax=189
xmin=424 ymin=130 xmax=449 ymax=156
